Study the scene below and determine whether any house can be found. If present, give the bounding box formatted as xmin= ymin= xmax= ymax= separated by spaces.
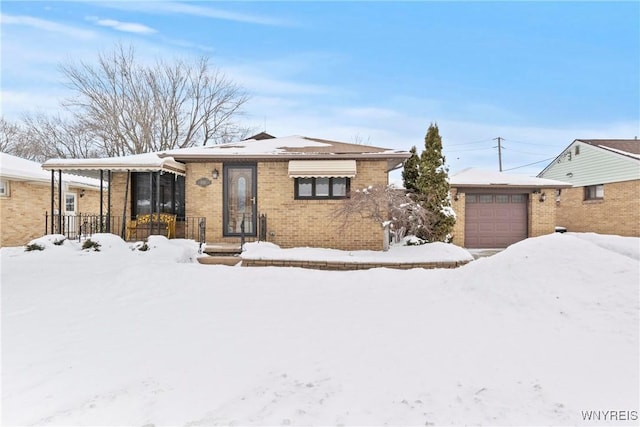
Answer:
xmin=0 ymin=153 xmax=102 ymax=247
xmin=537 ymin=139 xmax=640 ymax=237
xmin=449 ymin=168 xmax=571 ymax=248
xmin=42 ymin=135 xmax=410 ymax=251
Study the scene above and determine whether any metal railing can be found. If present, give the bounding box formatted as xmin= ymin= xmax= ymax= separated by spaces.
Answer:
xmin=45 ymin=213 xmax=206 ymax=244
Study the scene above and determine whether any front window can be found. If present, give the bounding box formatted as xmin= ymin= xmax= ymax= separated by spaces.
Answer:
xmin=294 ymin=177 xmax=350 ymax=199
xmin=584 ymin=184 xmax=604 ymax=201
xmin=132 ymin=172 xmax=185 ymax=219
xmin=64 ymin=193 xmax=77 ymax=213
xmin=0 ymin=179 xmax=8 ymax=196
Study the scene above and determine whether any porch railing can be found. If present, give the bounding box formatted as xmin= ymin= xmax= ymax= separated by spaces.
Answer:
xmin=45 ymin=213 xmax=206 ymax=245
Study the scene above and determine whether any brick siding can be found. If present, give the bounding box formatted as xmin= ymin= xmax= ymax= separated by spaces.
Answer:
xmin=0 ymin=180 xmax=101 ymax=247
xmin=187 ymin=160 xmax=390 ymax=251
xmin=555 ymin=180 xmax=640 ymax=237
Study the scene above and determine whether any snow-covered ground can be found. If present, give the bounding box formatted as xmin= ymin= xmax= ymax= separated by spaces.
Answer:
xmin=1 ymin=233 xmax=638 ymax=426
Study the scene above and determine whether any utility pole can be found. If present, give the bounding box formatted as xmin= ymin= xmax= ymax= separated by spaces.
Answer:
xmin=493 ymin=137 xmax=503 ymax=171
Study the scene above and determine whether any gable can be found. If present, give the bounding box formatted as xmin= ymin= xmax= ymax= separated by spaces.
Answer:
xmin=538 ymin=140 xmax=640 ymax=186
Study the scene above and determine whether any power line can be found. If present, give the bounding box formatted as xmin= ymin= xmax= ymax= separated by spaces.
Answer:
xmin=446 ymin=138 xmax=493 ymax=147
xmin=447 ymin=147 xmax=492 ymax=153
xmin=500 ymin=138 xmax=560 ymax=148
xmin=502 ymin=147 xmax=552 ymax=156
xmin=502 ymin=157 xmax=555 ymax=172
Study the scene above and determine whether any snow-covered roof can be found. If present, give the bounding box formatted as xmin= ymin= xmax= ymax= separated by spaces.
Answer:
xmin=39 ymin=135 xmax=410 ymax=178
xmin=1 ymin=153 xmax=102 ymax=188
xmin=164 ymin=135 xmax=409 ymax=160
xmin=42 ymin=152 xmax=186 ymax=179
xmin=450 ymin=167 xmax=571 ymax=188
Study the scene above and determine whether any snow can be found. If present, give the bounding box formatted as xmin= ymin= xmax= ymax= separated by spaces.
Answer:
xmin=241 ymin=239 xmax=473 ymax=263
xmin=0 ymin=152 xmax=102 ymax=188
xmin=450 ymin=167 xmax=571 ymax=187
xmin=2 ymin=233 xmax=639 ymax=426
xmin=164 ymin=135 xmax=404 ymax=156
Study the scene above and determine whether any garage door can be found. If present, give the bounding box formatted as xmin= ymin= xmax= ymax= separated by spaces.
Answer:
xmin=465 ymin=193 xmax=528 ymax=248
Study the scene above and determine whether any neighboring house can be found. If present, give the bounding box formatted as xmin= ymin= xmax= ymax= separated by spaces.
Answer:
xmin=449 ymin=168 xmax=571 ymax=249
xmin=43 ymin=135 xmax=410 ymax=251
xmin=537 ymin=139 xmax=640 ymax=237
xmin=0 ymin=153 xmax=102 ymax=247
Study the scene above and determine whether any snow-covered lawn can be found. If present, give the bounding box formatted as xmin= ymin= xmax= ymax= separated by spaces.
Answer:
xmin=1 ymin=233 xmax=638 ymax=426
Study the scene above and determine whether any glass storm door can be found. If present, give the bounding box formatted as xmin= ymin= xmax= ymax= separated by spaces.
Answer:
xmin=223 ymin=164 xmax=257 ymax=236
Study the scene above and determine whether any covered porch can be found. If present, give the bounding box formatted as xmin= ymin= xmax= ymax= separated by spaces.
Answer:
xmin=42 ymin=154 xmax=206 ymax=244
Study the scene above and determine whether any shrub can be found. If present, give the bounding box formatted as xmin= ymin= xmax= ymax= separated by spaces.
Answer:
xmin=53 ymin=238 xmax=66 ymax=246
xmin=82 ymin=239 xmax=101 ymax=252
xmin=25 ymin=243 xmax=45 ymax=252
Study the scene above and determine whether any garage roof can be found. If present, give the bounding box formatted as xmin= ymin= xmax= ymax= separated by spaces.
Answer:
xmin=450 ymin=168 xmax=572 ymax=189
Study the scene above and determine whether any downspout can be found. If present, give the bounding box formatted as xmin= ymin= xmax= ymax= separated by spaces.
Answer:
xmin=120 ymin=170 xmax=130 ymax=239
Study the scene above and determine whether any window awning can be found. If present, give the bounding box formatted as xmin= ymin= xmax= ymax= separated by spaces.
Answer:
xmin=288 ymin=160 xmax=357 ymax=178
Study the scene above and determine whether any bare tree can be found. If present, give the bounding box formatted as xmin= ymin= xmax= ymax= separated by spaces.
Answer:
xmin=0 ymin=117 xmax=21 ymax=153
xmin=21 ymin=113 xmax=102 ymax=161
xmin=333 ymin=185 xmax=436 ymax=244
xmin=60 ymin=43 xmax=250 ymax=156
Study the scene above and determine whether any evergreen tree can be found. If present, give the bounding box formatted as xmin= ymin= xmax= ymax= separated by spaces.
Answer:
xmin=405 ymin=123 xmax=455 ymax=242
xmin=401 ymin=146 xmax=420 ymax=192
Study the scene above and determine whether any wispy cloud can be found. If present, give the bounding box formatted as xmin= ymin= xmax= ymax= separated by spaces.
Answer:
xmin=97 ymin=1 xmax=292 ymax=26
xmin=85 ymin=16 xmax=157 ymax=34
xmin=0 ymin=13 xmax=95 ymax=39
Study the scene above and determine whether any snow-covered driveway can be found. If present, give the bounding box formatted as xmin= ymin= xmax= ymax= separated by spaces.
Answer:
xmin=2 ymin=233 xmax=638 ymax=425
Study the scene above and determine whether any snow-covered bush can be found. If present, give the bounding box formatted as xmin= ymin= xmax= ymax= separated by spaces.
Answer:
xmin=25 ymin=243 xmax=45 ymax=252
xmin=82 ymin=239 xmax=101 ymax=252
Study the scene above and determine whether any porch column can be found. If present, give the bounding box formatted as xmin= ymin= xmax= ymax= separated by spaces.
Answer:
xmin=50 ymin=170 xmax=54 ymax=234
xmin=156 ymin=171 xmax=161 ymax=235
xmin=99 ymin=170 xmax=104 ymax=231
xmin=57 ymin=170 xmax=62 ymax=234
xmin=107 ymin=170 xmax=112 ymax=233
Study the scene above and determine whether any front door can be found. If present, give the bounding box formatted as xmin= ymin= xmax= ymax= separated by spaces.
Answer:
xmin=223 ymin=164 xmax=257 ymax=236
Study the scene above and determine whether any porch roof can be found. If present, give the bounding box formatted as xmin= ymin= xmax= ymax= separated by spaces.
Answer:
xmin=42 ymin=153 xmax=186 ymax=179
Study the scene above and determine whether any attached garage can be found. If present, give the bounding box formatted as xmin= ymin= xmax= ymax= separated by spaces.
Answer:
xmin=449 ymin=168 xmax=572 ymax=249
xmin=464 ymin=192 xmax=528 ymax=248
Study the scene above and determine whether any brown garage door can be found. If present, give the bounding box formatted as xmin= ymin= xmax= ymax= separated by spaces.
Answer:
xmin=465 ymin=193 xmax=528 ymax=248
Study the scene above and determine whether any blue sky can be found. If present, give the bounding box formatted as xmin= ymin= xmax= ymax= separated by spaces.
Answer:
xmin=1 ymin=1 xmax=639 ymax=176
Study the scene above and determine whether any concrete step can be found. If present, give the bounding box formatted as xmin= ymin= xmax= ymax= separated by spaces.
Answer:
xmin=202 ymin=243 xmax=242 ymax=256
xmin=197 ymin=255 xmax=242 ymax=266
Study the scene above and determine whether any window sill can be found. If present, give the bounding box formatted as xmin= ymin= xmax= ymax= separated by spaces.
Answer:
xmin=583 ymin=199 xmax=604 ymax=204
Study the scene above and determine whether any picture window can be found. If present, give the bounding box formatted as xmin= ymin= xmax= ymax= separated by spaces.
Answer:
xmin=295 ymin=177 xmax=350 ymax=199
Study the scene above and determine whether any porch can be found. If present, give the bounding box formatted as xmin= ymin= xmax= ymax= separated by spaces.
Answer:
xmin=45 ymin=213 xmax=207 ymax=244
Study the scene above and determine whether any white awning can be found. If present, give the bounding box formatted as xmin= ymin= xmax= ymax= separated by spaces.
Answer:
xmin=288 ymin=160 xmax=357 ymax=178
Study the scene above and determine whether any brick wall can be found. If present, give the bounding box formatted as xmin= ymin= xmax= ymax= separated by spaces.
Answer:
xmin=186 ymin=160 xmax=389 ymax=251
xmin=529 ymin=188 xmax=558 ymax=237
xmin=0 ymin=180 xmax=101 ymax=247
xmin=555 ymin=180 xmax=640 ymax=237
xmin=450 ymin=189 xmax=466 ymax=247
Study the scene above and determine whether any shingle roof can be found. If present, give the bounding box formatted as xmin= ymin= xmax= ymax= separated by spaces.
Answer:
xmin=579 ymin=139 xmax=640 ymax=158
